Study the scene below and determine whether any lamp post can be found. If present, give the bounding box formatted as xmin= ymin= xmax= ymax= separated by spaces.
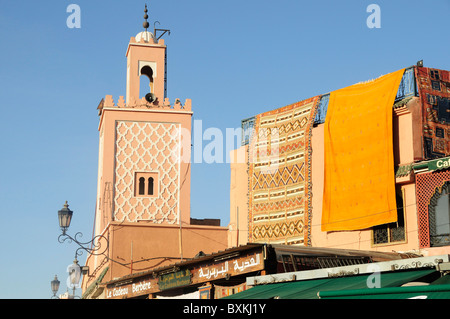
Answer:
xmin=51 ymin=275 xmax=60 ymax=299
xmin=56 ymin=201 xmax=109 ymax=299
xmin=57 ymin=201 xmax=109 ymax=259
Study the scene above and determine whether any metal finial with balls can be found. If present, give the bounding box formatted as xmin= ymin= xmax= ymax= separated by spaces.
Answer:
xmin=143 ymin=4 xmax=149 ymax=30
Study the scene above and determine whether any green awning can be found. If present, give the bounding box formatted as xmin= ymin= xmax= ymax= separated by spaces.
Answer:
xmin=319 ymin=274 xmax=450 ymax=299
xmin=224 ymin=269 xmax=437 ymax=299
xmin=431 ymin=274 xmax=450 ymax=285
xmin=319 ymin=284 xmax=450 ymax=299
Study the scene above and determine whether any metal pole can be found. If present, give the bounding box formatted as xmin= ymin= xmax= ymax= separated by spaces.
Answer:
xmin=236 ymin=207 xmax=239 ymax=246
xmin=179 ymin=219 xmax=183 ymax=261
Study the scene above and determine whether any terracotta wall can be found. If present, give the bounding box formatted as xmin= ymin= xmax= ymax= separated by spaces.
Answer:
xmin=228 ymin=146 xmax=250 ymax=247
xmin=104 ymin=222 xmax=228 ymax=282
xmin=95 ymin=107 xmax=193 ymax=233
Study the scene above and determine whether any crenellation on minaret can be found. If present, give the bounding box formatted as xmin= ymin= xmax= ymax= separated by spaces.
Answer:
xmin=98 ymin=95 xmax=192 ymax=113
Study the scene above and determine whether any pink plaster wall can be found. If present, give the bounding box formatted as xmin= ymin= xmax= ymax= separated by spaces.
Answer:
xmin=126 ymin=37 xmax=166 ymax=104
xmin=229 ymin=146 xmax=250 ymax=247
xmin=95 ymin=107 xmax=193 ymax=232
xmin=82 ymin=221 xmax=228 ymax=293
xmin=108 ymin=221 xmax=228 ymax=281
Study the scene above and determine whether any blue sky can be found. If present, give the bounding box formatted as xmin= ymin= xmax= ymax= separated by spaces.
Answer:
xmin=0 ymin=0 xmax=448 ymax=299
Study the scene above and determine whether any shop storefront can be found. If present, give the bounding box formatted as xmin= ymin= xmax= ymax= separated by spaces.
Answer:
xmin=103 ymin=244 xmax=270 ymax=299
xmin=101 ymin=243 xmax=410 ymax=299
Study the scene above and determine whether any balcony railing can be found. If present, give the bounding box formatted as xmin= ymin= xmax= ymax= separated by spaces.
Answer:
xmin=395 ymin=67 xmax=417 ymax=102
xmin=313 ymin=67 xmax=417 ymax=125
xmin=241 ymin=116 xmax=255 ymax=146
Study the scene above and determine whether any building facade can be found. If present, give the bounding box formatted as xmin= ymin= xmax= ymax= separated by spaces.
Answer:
xmin=230 ymin=65 xmax=450 ymax=258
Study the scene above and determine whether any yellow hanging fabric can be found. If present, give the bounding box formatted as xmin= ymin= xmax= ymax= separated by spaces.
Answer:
xmin=322 ymin=68 xmax=405 ymax=231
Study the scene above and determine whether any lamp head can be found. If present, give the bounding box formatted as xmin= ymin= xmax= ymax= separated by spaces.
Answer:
xmin=58 ymin=201 xmax=73 ymax=234
xmin=51 ymin=275 xmax=60 ymax=296
xmin=68 ymin=258 xmax=82 ymax=289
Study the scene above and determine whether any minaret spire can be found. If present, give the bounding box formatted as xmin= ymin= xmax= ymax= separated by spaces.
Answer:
xmin=143 ymin=4 xmax=149 ymax=31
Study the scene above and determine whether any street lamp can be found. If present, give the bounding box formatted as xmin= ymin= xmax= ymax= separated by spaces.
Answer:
xmin=69 ymin=258 xmax=82 ymax=288
xmin=51 ymin=275 xmax=60 ymax=299
xmin=57 ymin=201 xmax=109 ymax=259
xmin=67 ymin=258 xmax=82 ymax=299
xmin=51 ymin=260 xmax=84 ymax=299
xmin=58 ymin=201 xmax=73 ymax=235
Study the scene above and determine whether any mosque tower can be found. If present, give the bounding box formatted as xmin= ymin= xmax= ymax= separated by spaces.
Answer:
xmin=94 ymin=5 xmax=192 ymax=236
xmin=81 ymin=7 xmax=228 ymax=297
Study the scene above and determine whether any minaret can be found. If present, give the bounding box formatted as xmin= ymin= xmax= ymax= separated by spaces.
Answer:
xmin=93 ymin=5 xmax=192 ymax=236
xmin=81 ymin=6 xmax=230 ymax=296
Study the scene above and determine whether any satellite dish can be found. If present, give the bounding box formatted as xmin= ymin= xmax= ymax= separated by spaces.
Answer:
xmin=145 ymin=93 xmax=156 ymax=103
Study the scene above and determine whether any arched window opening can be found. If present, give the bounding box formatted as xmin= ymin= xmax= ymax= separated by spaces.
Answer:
xmin=138 ymin=177 xmax=145 ymax=195
xmin=135 ymin=172 xmax=158 ymax=198
xmin=140 ymin=65 xmax=153 ymax=98
xmin=429 ymin=183 xmax=450 ymax=247
xmin=148 ymin=177 xmax=154 ymax=195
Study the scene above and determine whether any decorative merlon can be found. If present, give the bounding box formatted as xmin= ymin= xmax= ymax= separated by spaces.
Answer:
xmin=99 ymin=95 xmax=192 ymax=113
xmin=130 ymin=36 xmax=165 ymax=46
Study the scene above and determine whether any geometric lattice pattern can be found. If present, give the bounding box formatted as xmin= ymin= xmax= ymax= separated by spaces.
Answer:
xmin=114 ymin=121 xmax=180 ymax=223
xmin=415 ymin=169 xmax=450 ymax=248
xmin=248 ymin=97 xmax=319 ymax=245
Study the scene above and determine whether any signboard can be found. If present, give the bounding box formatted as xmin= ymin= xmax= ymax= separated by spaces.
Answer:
xmin=158 ymin=269 xmax=191 ymax=291
xmin=105 ymin=248 xmax=265 ymax=298
xmin=105 ymin=277 xmax=158 ymax=299
xmin=428 ymin=157 xmax=450 ymax=171
xmin=191 ymin=251 xmax=264 ymax=285
xmin=414 ymin=156 xmax=450 ymax=172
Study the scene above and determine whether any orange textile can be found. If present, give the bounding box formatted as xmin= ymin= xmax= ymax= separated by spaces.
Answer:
xmin=322 ymin=69 xmax=405 ymax=231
